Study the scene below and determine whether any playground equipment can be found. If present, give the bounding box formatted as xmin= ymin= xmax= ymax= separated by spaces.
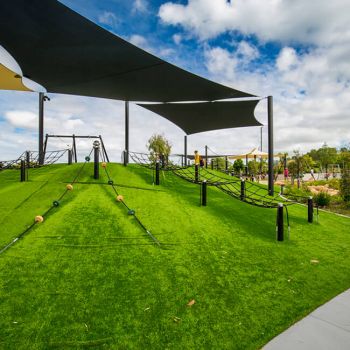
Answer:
xmin=0 ymin=142 xmax=161 ymax=256
xmin=43 ymin=134 xmax=109 ymax=163
xmin=0 ymin=149 xmax=69 ymax=171
xmin=128 ymin=150 xmax=316 ymax=240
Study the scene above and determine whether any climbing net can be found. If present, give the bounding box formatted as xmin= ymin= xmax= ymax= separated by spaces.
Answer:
xmin=173 ymin=166 xmax=302 ymax=209
xmin=0 ymin=149 xmax=68 ymax=170
xmin=0 ymin=151 xmax=26 ymax=170
xmin=128 ymin=151 xmax=184 ymax=171
xmin=0 ymin=148 xmax=162 ymax=255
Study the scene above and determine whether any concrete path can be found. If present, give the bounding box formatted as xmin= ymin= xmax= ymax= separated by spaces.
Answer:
xmin=263 ymin=289 xmax=350 ymax=350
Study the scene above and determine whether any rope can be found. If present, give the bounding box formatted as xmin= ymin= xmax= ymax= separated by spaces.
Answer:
xmin=173 ymin=165 xmax=296 ymax=209
xmin=129 ymin=151 xmax=184 ymax=171
xmin=284 ymin=205 xmax=290 ymax=239
xmin=100 ymin=157 xmax=161 ymax=247
xmin=0 ymin=148 xmax=94 ymax=256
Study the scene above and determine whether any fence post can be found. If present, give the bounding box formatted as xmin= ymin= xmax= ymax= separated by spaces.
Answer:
xmin=205 ymin=145 xmax=208 ymax=169
xmin=26 ymin=151 xmax=30 ymax=168
xmin=93 ymin=141 xmax=100 ymax=179
xmin=123 ymin=150 xmax=128 ymax=167
xmin=68 ymin=149 xmax=72 ymax=165
xmin=20 ymin=160 xmax=26 ymax=182
xmin=225 ymin=157 xmax=228 ymax=171
xmin=277 ymin=203 xmax=284 ymax=241
xmin=195 ymin=164 xmax=199 ymax=183
xmin=240 ymin=179 xmax=245 ymax=200
xmin=211 ymin=160 xmax=214 ymax=170
xmin=280 ymin=184 xmax=284 ymax=195
xmin=308 ymin=196 xmax=313 ymax=223
xmin=201 ymin=180 xmax=207 ymax=206
xmin=155 ymin=161 xmax=160 ymax=185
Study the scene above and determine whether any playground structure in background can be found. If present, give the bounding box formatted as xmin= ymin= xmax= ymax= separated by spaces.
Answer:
xmin=0 ymin=134 xmax=109 ymax=170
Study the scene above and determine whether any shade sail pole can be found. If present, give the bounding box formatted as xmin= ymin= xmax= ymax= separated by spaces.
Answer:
xmin=205 ymin=145 xmax=208 ymax=168
xmin=38 ymin=93 xmax=45 ymax=165
xmin=124 ymin=101 xmax=129 ymax=166
xmin=184 ymin=135 xmax=187 ymax=166
xmin=268 ymin=96 xmax=274 ymax=196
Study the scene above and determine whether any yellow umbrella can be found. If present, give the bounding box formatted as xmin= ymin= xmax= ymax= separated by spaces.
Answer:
xmin=0 ymin=63 xmax=32 ymax=92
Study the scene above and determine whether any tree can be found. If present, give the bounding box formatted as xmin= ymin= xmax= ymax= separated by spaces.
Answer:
xmin=147 ymin=134 xmax=172 ymax=162
xmin=340 ymin=170 xmax=350 ymax=202
xmin=337 ymin=147 xmax=350 ymax=170
xmin=248 ymin=160 xmax=259 ymax=176
xmin=233 ymin=159 xmax=244 ymax=174
xmin=215 ymin=157 xmax=226 ymax=169
xmin=307 ymin=143 xmax=337 ymax=171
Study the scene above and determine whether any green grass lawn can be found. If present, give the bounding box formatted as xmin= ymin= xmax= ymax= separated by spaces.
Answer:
xmin=0 ymin=163 xmax=349 ymax=349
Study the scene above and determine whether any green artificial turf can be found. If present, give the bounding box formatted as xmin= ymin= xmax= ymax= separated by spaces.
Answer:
xmin=0 ymin=163 xmax=349 ymax=349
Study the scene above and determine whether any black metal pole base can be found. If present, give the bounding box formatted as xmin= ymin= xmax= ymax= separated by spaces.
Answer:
xmin=240 ymin=180 xmax=245 ymax=200
xmin=155 ymin=161 xmax=160 ymax=185
xmin=308 ymin=197 xmax=313 ymax=223
xmin=201 ymin=180 xmax=207 ymax=206
xmin=195 ymin=164 xmax=199 ymax=183
xmin=68 ymin=150 xmax=72 ymax=165
xmin=20 ymin=160 xmax=26 ymax=182
xmin=94 ymin=146 xmax=99 ymax=179
xmin=277 ymin=203 xmax=284 ymax=241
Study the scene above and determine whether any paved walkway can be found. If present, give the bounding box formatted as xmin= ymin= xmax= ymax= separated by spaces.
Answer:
xmin=263 ymin=289 xmax=350 ymax=350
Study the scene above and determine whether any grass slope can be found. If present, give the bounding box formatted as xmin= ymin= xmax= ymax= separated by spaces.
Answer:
xmin=0 ymin=163 xmax=349 ymax=349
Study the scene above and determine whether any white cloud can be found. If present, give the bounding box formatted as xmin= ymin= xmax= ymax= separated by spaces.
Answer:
xmin=173 ymin=34 xmax=182 ymax=45
xmin=98 ymin=11 xmax=118 ymax=28
xmin=159 ymin=0 xmax=350 ymax=46
xmin=132 ymin=0 xmax=149 ymax=14
xmin=202 ymin=43 xmax=350 ymax=154
xmin=205 ymin=47 xmax=238 ymax=81
xmin=236 ymin=41 xmax=259 ymax=62
xmin=276 ymin=47 xmax=299 ymax=72
xmin=4 ymin=111 xmax=37 ymax=129
xmin=129 ymin=34 xmax=149 ymax=49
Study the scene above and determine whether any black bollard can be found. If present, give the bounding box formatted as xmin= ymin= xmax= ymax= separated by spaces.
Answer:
xmin=225 ymin=157 xmax=228 ymax=171
xmin=280 ymin=184 xmax=284 ymax=195
xmin=26 ymin=151 xmax=30 ymax=168
xmin=308 ymin=197 xmax=313 ymax=223
xmin=211 ymin=160 xmax=214 ymax=170
xmin=20 ymin=160 xmax=26 ymax=182
xmin=195 ymin=164 xmax=199 ymax=182
xmin=68 ymin=149 xmax=72 ymax=165
xmin=155 ymin=161 xmax=160 ymax=185
xmin=240 ymin=179 xmax=245 ymax=200
xmin=123 ymin=150 xmax=128 ymax=167
xmin=202 ymin=180 xmax=207 ymax=206
xmin=93 ymin=143 xmax=99 ymax=180
xmin=277 ymin=203 xmax=284 ymax=241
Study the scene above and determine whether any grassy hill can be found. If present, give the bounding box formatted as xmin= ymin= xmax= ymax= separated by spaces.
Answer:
xmin=0 ymin=163 xmax=349 ymax=349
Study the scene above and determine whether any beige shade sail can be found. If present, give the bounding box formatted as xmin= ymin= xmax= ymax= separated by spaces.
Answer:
xmin=0 ymin=63 xmax=32 ymax=92
xmin=228 ymin=148 xmax=283 ymax=160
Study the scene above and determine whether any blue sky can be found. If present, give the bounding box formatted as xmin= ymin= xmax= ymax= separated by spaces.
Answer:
xmin=1 ymin=0 xmax=350 ymax=160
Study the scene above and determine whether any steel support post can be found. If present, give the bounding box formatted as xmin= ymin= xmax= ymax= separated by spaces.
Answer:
xmin=268 ymin=96 xmax=274 ymax=196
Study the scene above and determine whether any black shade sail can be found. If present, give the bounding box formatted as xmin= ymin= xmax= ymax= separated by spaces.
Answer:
xmin=138 ymin=100 xmax=262 ymax=135
xmin=0 ymin=0 xmax=255 ymax=102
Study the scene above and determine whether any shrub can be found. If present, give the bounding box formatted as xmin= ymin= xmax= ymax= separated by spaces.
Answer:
xmin=314 ymin=191 xmax=331 ymax=207
xmin=308 ymin=178 xmax=340 ymax=190
xmin=340 ymin=170 xmax=350 ymax=202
